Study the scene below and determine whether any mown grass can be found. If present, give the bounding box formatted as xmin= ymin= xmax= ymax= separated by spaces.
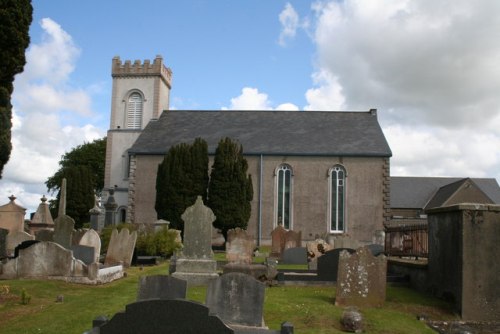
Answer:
xmin=0 ymin=262 xmax=457 ymax=334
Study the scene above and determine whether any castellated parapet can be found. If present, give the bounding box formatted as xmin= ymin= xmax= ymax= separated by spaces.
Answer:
xmin=112 ymin=55 xmax=172 ymax=88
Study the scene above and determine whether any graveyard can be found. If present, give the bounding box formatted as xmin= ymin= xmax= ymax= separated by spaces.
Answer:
xmin=1 ymin=193 xmax=499 ymax=333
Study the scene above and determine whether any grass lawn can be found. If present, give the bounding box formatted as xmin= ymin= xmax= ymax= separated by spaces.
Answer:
xmin=0 ymin=262 xmax=457 ymax=334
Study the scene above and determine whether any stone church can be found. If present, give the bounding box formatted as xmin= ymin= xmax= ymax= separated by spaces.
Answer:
xmin=104 ymin=56 xmax=392 ymax=245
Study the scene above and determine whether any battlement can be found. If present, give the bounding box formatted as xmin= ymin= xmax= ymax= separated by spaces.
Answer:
xmin=112 ymin=55 xmax=172 ymax=87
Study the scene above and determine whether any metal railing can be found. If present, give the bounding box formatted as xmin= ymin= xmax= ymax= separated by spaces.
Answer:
xmin=384 ymin=221 xmax=428 ymax=258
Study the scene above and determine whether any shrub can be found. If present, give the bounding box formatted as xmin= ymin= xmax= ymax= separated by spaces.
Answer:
xmin=135 ymin=226 xmax=182 ymax=258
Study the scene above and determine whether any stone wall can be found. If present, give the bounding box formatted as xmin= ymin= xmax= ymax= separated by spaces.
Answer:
xmin=131 ymin=154 xmax=388 ymax=245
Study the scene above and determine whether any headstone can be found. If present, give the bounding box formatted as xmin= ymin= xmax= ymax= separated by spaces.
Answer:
xmin=35 ymin=229 xmax=54 ymax=242
xmin=0 ymin=227 xmax=8 ymax=258
xmin=77 ymin=229 xmax=101 ymax=263
xmin=282 ymin=247 xmax=308 ymax=265
xmin=306 ymin=238 xmax=332 ymax=270
xmin=53 ymin=215 xmax=75 ymax=249
xmin=137 ymin=275 xmax=187 ymax=301
xmin=226 ymin=228 xmax=255 ymax=264
xmin=372 ymin=230 xmax=385 ymax=246
xmin=332 ymin=235 xmax=361 ymax=250
xmin=89 ymin=194 xmax=104 ymax=232
xmin=14 ymin=239 xmax=40 ymax=257
xmin=317 ymin=248 xmax=355 ymax=281
xmin=104 ymin=228 xmax=137 ymax=267
xmin=366 ymin=244 xmax=384 ymax=256
xmin=335 ymin=246 xmax=387 ymax=308
xmin=284 ymin=230 xmax=301 ymax=250
xmin=270 ymin=225 xmax=287 ymax=258
xmin=71 ymin=245 xmax=95 ymax=265
xmin=96 ymin=299 xmax=234 ymax=334
xmin=104 ymin=188 xmax=118 ymax=226
xmin=206 ymin=272 xmax=266 ymax=327
xmin=6 ymin=230 xmax=34 ymax=257
xmin=171 ymin=196 xmax=218 ymax=286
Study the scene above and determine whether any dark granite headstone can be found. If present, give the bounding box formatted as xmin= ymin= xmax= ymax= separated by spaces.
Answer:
xmin=137 ymin=275 xmax=187 ymax=301
xmin=71 ymin=245 xmax=95 ymax=265
xmin=366 ymin=244 xmax=384 ymax=256
xmin=14 ymin=240 xmax=40 ymax=258
xmin=53 ymin=215 xmax=75 ymax=249
xmin=282 ymin=247 xmax=308 ymax=265
xmin=206 ymin=272 xmax=266 ymax=327
xmin=97 ymin=299 xmax=234 ymax=334
xmin=0 ymin=227 xmax=8 ymax=258
xmin=317 ymin=248 xmax=355 ymax=281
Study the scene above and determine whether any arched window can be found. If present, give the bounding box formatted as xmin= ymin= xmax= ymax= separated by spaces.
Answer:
xmin=329 ymin=165 xmax=346 ymax=233
xmin=276 ymin=164 xmax=292 ymax=229
xmin=118 ymin=207 xmax=127 ymax=223
xmin=126 ymin=92 xmax=143 ymax=129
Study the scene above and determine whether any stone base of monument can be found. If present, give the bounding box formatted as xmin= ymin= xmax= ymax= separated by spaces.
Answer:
xmin=171 ymin=258 xmax=219 ymax=286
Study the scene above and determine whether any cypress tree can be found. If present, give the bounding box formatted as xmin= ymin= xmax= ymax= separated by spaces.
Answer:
xmin=155 ymin=138 xmax=209 ymax=232
xmin=0 ymin=0 xmax=33 ymax=178
xmin=208 ymin=137 xmax=254 ymax=241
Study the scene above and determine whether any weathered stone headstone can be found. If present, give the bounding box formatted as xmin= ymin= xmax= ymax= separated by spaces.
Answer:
xmin=71 ymin=245 xmax=95 ymax=265
xmin=171 ymin=196 xmax=218 ymax=286
xmin=89 ymin=194 xmax=104 ymax=232
xmin=0 ymin=227 xmax=8 ymax=258
xmin=77 ymin=229 xmax=101 ymax=263
xmin=335 ymin=246 xmax=387 ymax=308
xmin=332 ymin=235 xmax=361 ymax=250
xmin=226 ymin=228 xmax=254 ymax=264
xmin=53 ymin=215 xmax=75 ymax=249
xmin=270 ymin=225 xmax=287 ymax=258
xmin=317 ymin=248 xmax=355 ymax=281
xmin=104 ymin=228 xmax=137 ymax=267
xmin=284 ymin=230 xmax=301 ymax=250
xmin=282 ymin=247 xmax=308 ymax=265
xmin=6 ymin=230 xmax=34 ymax=257
xmin=306 ymin=238 xmax=332 ymax=270
xmin=35 ymin=229 xmax=54 ymax=242
xmin=206 ymin=272 xmax=266 ymax=327
xmin=96 ymin=299 xmax=234 ymax=334
xmin=137 ymin=275 xmax=187 ymax=301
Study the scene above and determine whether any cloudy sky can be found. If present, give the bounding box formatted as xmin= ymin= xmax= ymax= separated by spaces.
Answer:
xmin=1 ymin=0 xmax=500 ymax=216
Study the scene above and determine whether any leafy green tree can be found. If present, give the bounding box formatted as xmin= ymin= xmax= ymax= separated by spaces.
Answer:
xmin=207 ymin=137 xmax=253 ymax=241
xmin=0 ymin=0 xmax=33 ymax=178
xmin=46 ymin=137 xmax=106 ymax=227
xmin=46 ymin=137 xmax=107 ymax=195
xmin=155 ymin=138 xmax=209 ymax=231
xmin=52 ymin=166 xmax=95 ymax=228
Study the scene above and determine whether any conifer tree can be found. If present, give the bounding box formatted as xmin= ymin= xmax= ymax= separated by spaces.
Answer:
xmin=0 ymin=0 xmax=33 ymax=178
xmin=155 ymin=138 xmax=208 ymax=231
xmin=208 ymin=137 xmax=253 ymax=241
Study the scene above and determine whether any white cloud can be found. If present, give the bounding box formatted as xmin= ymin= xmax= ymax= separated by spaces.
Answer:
xmin=0 ymin=18 xmax=105 ymax=216
xmin=305 ymin=0 xmax=500 ymax=182
xmin=225 ymin=87 xmax=299 ymax=111
xmin=279 ymin=3 xmax=300 ymax=46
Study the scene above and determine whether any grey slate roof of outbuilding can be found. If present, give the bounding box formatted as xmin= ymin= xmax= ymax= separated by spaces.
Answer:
xmin=390 ymin=176 xmax=500 ymax=209
xmin=128 ymin=110 xmax=392 ymax=157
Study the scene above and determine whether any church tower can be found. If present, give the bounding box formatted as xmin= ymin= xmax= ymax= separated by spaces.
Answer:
xmin=104 ymin=55 xmax=172 ymax=223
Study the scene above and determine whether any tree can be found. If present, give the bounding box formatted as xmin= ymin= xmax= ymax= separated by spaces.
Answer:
xmin=0 ymin=0 xmax=33 ymax=178
xmin=46 ymin=137 xmax=107 ymax=195
xmin=46 ymin=137 xmax=107 ymax=227
xmin=207 ymin=137 xmax=253 ymax=241
xmin=155 ymin=138 xmax=209 ymax=231
xmin=51 ymin=166 xmax=95 ymax=228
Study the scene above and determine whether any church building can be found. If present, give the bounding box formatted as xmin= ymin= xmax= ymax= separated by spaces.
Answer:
xmin=104 ymin=56 xmax=392 ymax=245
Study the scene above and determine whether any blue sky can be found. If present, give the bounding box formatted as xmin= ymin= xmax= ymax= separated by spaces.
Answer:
xmin=1 ymin=0 xmax=500 ymax=215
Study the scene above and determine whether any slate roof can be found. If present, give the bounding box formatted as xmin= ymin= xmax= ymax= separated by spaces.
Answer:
xmin=390 ymin=176 xmax=500 ymax=209
xmin=128 ymin=110 xmax=392 ymax=157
